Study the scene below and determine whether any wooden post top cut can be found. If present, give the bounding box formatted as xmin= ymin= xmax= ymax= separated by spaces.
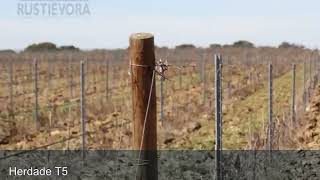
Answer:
xmin=130 ymin=33 xmax=154 ymax=40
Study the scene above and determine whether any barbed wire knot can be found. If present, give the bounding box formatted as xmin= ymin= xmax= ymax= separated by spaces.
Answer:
xmin=155 ymin=59 xmax=169 ymax=80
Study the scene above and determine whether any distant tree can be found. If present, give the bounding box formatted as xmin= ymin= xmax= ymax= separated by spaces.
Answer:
xmin=25 ymin=42 xmax=58 ymax=52
xmin=158 ymin=46 xmax=169 ymax=50
xmin=232 ymin=40 xmax=255 ymax=48
xmin=0 ymin=49 xmax=16 ymax=54
xmin=278 ymin=42 xmax=291 ymax=48
xmin=176 ymin=44 xmax=196 ymax=49
xmin=278 ymin=42 xmax=305 ymax=49
xmin=209 ymin=44 xmax=222 ymax=48
xmin=25 ymin=42 xmax=81 ymax=52
xmin=259 ymin=46 xmax=275 ymax=49
xmin=223 ymin=44 xmax=232 ymax=48
xmin=59 ymin=45 xmax=80 ymax=51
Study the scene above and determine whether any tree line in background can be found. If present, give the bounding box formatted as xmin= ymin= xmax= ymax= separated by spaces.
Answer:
xmin=163 ymin=41 xmax=306 ymax=50
xmin=0 ymin=42 xmax=80 ymax=54
xmin=208 ymin=41 xmax=306 ymax=49
xmin=24 ymin=42 xmax=80 ymax=52
xmin=0 ymin=41 xmax=308 ymax=54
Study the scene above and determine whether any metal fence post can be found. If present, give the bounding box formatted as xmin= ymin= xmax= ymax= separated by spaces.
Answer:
xmin=267 ymin=63 xmax=273 ymax=153
xmin=29 ymin=62 xmax=33 ymax=80
xmin=69 ymin=56 xmax=74 ymax=99
xmin=160 ymin=63 xmax=164 ymax=125
xmin=105 ymin=60 xmax=109 ymax=100
xmin=291 ymin=64 xmax=296 ymax=124
xmin=85 ymin=59 xmax=89 ymax=92
xmin=34 ymin=59 xmax=39 ymax=129
xmin=220 ymin=59 xmax=223 ymax=121
xmin=8 ymin=61 xmax=14 ymax=121
xmin=46 ymin=59 xmax=52 ymax=108
xmin=215 ymin=54 xmax=222 ymax=180
xmin=316 ymin=54 xmax=319 ymax=85
xmin=93 ymin=63 xmax=97 ymax=87
xmin=318 ymin=55 xmax=320 ymax=82
xmin=303 ymin=62 xmax=306 ymax=111
xmin=80 ymin=61 xmax=86 ymax=160
xmin=202 ymin=54 xmax=207 ymax=105
xmin=309 ymin=56 xmax=312 ymax=91
xmin=201 ymin=55 xmax=205 ymax=82
xmin=312 ymin=55 xmax=317 ymax=88
xmin=179 ymin=68 xmax=182 ymax=89
xmin=315 ymin=55 xmax=318 ymax=83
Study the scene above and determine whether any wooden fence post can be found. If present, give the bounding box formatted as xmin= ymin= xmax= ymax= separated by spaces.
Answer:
xmin=130 ymin=33 xmax=157 ymax=180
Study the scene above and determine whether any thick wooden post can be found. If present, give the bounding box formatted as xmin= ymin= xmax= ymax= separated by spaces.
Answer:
xmin=130 ymin=33 xmax=157 ymax=180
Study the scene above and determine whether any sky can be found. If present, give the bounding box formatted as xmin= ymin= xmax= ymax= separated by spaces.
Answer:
xmin=0 ymin=0 xmax=320 ymax=50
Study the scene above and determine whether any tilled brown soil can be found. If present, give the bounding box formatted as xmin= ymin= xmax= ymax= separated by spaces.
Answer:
xmin=0 ymin=150 xmax=320 ymax=179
